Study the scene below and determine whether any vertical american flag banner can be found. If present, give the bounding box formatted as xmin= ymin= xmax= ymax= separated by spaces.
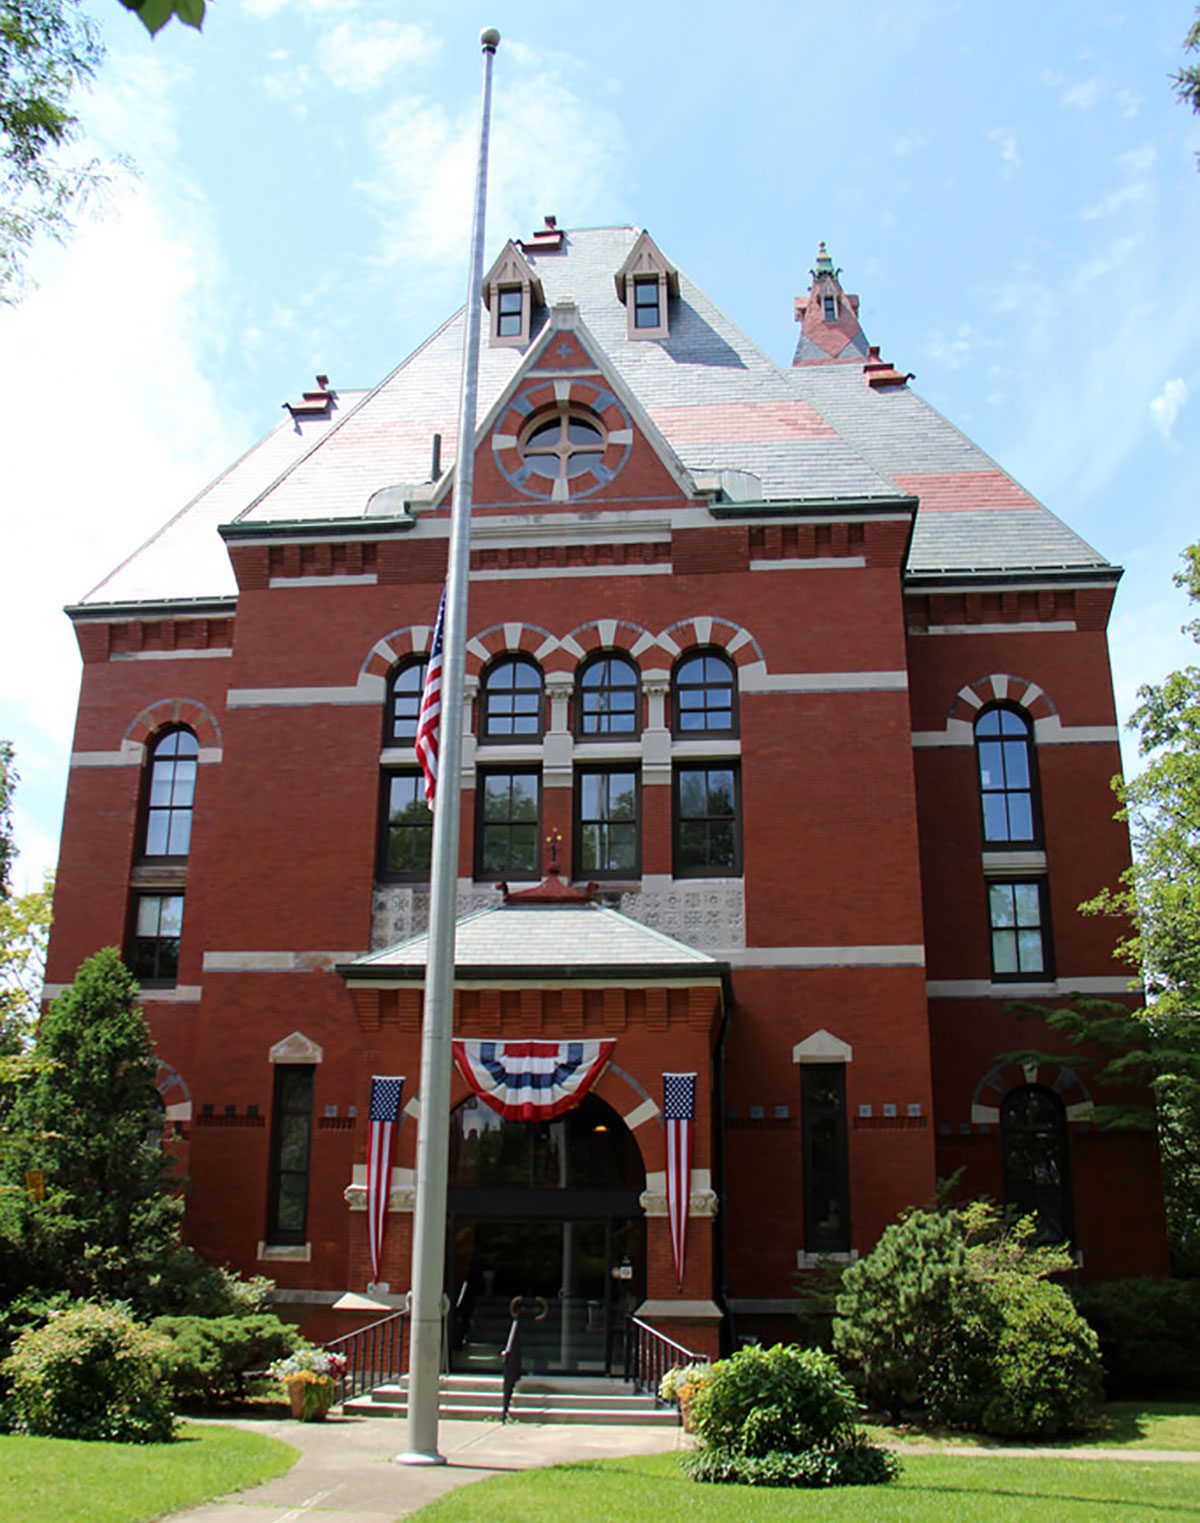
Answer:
xmin=366 ymin=1076 xmax=404 ymax=1284
xmin=415 ymin=591 xmax=445 ymax=808
xmin=663 ymin=1072 xmax=697 ymax=1288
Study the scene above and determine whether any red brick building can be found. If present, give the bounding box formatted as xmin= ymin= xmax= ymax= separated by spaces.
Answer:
xmin=46 ymin=226 xmax=1167 ymax=1367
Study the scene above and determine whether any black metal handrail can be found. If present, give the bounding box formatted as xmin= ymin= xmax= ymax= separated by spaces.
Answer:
xmin=624 ymin=1314 xmax=709 ymax=1398
xmin=326 ymin=1306 xmax=408 ymax=1404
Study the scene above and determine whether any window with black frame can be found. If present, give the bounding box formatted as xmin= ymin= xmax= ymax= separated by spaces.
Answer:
xmin=129 ymin=893 xmax=184 ymax=985
xmin=575 ymin=767 xmax=639 ymax=878
xmin=1002 ymin=1085 xmax=1073 ymax=1243
xmin=672 ymin=651 xmax=737 ymax=736
xmin=988 ymin=879 xmax=1050 ymax=980
xmin=975 ymin=705 xmax=1040 ymax=845
xmin=477 ymin=769 xmax=540 ymax=878
xmin=142 ymin=728 xmax=198 ymax=858
xmin=481 ymin=657 xmax=543 ymax=740
xmin=577 ymin=653 xmax=640 ymax=737
xmin=673 ymin=763 xmax=741 ymax=877
xmin=801 ymin=1064 xmax=850 ymax=1253
xmin=266 ymin=1064 xmax=315 ymax=1245
xmin=385 ymin=659 xmax=428 ymax=745
xmin=378 ymin=771 xmax=432 ymax=879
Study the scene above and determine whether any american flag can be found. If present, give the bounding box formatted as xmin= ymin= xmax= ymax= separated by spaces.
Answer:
xmin=415 ymin=590 xmax=445 ymax=808
xmin=663 ymin=1072 xmax=696 ymax=1288
xmin=365 ymin=1075 xmax=404 ymax=1285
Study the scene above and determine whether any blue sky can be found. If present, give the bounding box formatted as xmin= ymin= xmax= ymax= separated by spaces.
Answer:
xmin=2 ymin=0 xmax=1198 ymax=891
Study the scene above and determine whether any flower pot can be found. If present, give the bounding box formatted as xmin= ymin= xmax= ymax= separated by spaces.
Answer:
xmin=288 ymin=1375 xmax=335 ymax=1421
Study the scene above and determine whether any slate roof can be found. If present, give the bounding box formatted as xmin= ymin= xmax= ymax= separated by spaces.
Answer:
xmin=348 ymin=900 xmax=722 ymax=976
xmin=76 ymin=225 xmax=1112 ymax=607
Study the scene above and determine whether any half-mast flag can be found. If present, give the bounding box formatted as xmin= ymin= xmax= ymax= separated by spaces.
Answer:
xmin=366 ymin=1075 xmax=404 ymax=1285
xmin=415 ymin=591 xmax=445 ymax=808
xmin=663 ymin=1072 xmax=696 ymax=1288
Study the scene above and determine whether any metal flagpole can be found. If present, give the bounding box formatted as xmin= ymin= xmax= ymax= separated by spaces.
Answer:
xmin=397 ymin=25 xmax=500 ymax=1467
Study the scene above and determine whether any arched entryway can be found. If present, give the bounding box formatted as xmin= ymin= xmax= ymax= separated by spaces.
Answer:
xmin=1002 ymin=1084 xmax=1073 ymax=1244
xmin=446 ymin=1092 xmax=646 ymax=1374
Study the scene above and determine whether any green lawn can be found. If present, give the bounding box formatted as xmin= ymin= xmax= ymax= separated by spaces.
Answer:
xmin=0 ymin=1421 xmax=297 ymax=1523
xmin=410 ymin=1450 xmax=1200 ymax=1523
xmin=865 ymin=1402 xmax=1200 ymax=1452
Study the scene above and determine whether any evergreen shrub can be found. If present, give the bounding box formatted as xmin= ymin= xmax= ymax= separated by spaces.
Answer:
xmin=151 ymin=1313 xmax=300 ymax=1406
xmin=1073 ymin=1278 xmax=1200 ymax=1398
xmin=2 ymin=1303 xmax=175 ymax=1442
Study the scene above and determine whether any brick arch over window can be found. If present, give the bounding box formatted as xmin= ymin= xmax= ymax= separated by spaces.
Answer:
xmin=156 ymin=1060 xmax=193 ymax=1123
xmin=949 ymin=674 xmax=1058 ymax=727
xmin=555 ymin=619 xmax=653 ymax=677
xmin=651 ymin=615 xmax=764 ymax=670
xmin=124 ymin=699 xmax=221 ymax=752
xmin=359 ymin=623 xmax=441 ymax=682
xmin=464 ymin=621 xmax=559 ymax=679
xmin=970 ymin=1061 xmax=1093 ymax=1125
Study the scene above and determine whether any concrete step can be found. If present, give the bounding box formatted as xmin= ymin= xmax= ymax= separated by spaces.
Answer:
xmin=342 ymin=1374 xmax=678 ymax=1426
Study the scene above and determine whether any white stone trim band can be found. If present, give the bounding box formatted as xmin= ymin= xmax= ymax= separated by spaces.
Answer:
xmin=721 ymin=945 xmax=925 ymax=969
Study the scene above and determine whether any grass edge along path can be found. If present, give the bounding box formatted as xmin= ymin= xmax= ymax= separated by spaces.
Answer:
xmin=407 ymin=1449 xmax=1200 ymax=1523
xmin=865 ymin=1401 xmax=1200 ymax=1453
xmin=0 ymin=1421 xmax=298 ymax=1523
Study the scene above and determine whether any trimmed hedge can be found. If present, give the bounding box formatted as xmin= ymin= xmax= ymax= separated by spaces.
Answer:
xmin=151 ymin=1313 xmax=300 ymax=1406
xmin=682 ymin=1435 xmax=900 ymax=1488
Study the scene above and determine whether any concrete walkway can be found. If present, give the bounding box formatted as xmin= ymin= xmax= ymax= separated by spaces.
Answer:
xmin=174 ymin=1414 xmax=687 ymax=1523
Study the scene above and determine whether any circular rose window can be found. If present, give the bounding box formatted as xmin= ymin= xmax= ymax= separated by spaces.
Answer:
xmin=520 ymin=408 xmax=605 ymax=486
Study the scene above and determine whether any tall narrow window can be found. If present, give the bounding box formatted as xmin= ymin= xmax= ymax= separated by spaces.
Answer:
xmin=988 ymin=879 xmax=1050 ymax=980
xmin=267 ymin=1065 xmax=315 ymax=1245
xmin=975 ymin=705 xmax=1039 ymax=845
xmin=673 ymin=651 xmax=737 ymax=736
xmin=576 ymin=767 xmax=639 ymax=878
xmin=143 ymin=729 xmax=198 ymax=857
xmin=481 ymin=657 xmax=543 ymax=741
xmin=1002 ymin=1086 xmax=1072 ymax=1244
xmin=477 ymin=769 xmax=540 ymax=878
xmin=386 ymin=659 xmax=428 ymax=746
xmin=577 ymin=654 xmax=640 ymax=737
xmin=496 ymin=286 xmax=523 ymax=338
xmin=802 ymin=1065 xmax=850 ymax=1253
xmin=130 ymin=893 xmax=184 ymax=985
xmin=674 ymin=763 xmax=741 ymax=877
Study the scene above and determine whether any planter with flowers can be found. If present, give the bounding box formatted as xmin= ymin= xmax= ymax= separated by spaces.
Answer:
xmin=658 ymin=1362 xmax=712 ymax=1432
xmin=269 ymin=1347 xmax=347 ymax=1422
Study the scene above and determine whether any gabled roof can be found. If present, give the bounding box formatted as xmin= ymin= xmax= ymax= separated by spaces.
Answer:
xmin=75 ymin=224 xmax=1114 ymax=607
xmin=344 ymin=898 xmax=723 ymax=980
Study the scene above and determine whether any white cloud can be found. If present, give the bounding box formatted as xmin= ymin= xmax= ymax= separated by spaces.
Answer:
xmin=1150 ymin=378 xmax=1188 ymax=440
xmin=986 ymin=128 xmax=1020 ymax=179
xmin=1115 ymin=88 xmax=1142 ymax=119
xmin=242 ymin=0 xmax=287 ymax=15
xmin=1117 ymin=143 xmax=1156 ymax=174
xmin=1062 ymin=76 xmax=1106 ymax=109
xmin=319 ymin=20 xmax=442 ymax=94
xmin=1080 ymin=181 xmax=1147 ymax=220
xmin=892 ymin=134 xmax=928 ymax=156
xmin=927 ymin=323 xmax=977 ymax=370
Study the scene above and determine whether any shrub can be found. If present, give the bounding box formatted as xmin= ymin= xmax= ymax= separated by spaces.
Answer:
xmin=151 ymin=1313 xmax=300 ymax=1406
xmin=1073 ymin=1278 xmax=1200 ymax=1398
xmin=2 ymin=1303 xmax=174 ymax=1442
xmin=683 ymin=1434 xmax=901 ymax=1488
xmin=690 ymin=1343 xmax=859 ymax=1455
xmin=833 ymin=1207 xmax=967 ymax=1420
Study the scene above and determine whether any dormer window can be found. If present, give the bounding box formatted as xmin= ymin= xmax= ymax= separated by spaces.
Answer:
xmin=484 ymin=240 xmax=543 ymax=349
xmin=614 ymin=229 xmax=678 ymax=341
xmin=633 ymin=276 xmax=661 ymax=330
xmin=822 ymin=294 xmax=838 ymax=321
xmin=496 ymin=286 xmax=523 ymax=338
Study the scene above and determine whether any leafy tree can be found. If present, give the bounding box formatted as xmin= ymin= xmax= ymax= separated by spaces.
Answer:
xmin=0 ymin=873 xmax=53 ymax=1108
xmin=0 ymin=740 xmax=15 ymax=896
xmin=118 ymin=0 xmax=206 ymax=37
xmin=0 ymin=0 xmax=107 ymax=302
xmin=0 ymin=947 xmax=184 ymax=1308
xmin=1174 ymin=6 xmax=1200 ymax=122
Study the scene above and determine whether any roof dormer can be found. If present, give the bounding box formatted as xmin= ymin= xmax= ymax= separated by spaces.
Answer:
xmin=614 ymin=230 xmax=679 ymax=341
xmin=792 ymin=242 xmax=869 ymax=366
xmin=484 ymin=240 xmax=544 ymax=349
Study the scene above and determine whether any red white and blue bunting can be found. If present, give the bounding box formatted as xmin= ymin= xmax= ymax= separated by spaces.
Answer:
xmin=452 ymin=1038 xmax=616 ymax=1121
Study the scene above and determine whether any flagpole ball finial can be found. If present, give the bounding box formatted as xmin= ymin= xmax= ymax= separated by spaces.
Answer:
xmin=480 ymin=26 xmax=500 ymax=50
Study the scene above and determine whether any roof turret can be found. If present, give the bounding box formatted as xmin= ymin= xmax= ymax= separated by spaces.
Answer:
xmin=792 ymin=242 xmax=870 ymax=366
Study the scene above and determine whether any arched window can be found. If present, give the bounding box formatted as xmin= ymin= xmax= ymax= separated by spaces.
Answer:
xmin=576 ymin=653 xmax=640 ymax=737
xmin=385 ymin=659 xmax=429 ymax=747
xmin=481 ymin=656 xmax=543 ymax=741
xmin=975 ymin=705 xmax=1039 ymax=845
xmin=1002 ymin=1085 xmax=1073 ymax=1243
xmin=672 ymin=650 xmax=737 ymax=737
xmin=142 ymin=728 xmax=198 ymax=858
